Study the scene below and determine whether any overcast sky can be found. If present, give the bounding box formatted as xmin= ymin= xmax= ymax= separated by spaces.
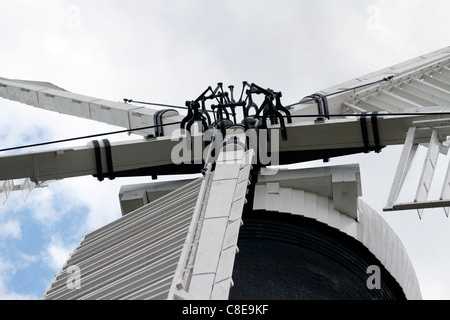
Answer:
xmin=1 ymin=0 xmax=450 ymax=300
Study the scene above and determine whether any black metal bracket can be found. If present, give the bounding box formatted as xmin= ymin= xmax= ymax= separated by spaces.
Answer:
xmin=183 ymin=82 xmax=293 ymax=145
xmin=180 ymin=101 xmax=209 ymax=135
xmin=304 ymin=93 xmax=330 ymax=121
xmin=92 ymin=139 xmax=115 ymax=181
xmin=360 ymin=112 xmax=382 ymax=154
xmin=153 ymin=109 xmax=177 ymax=138
xmin=371 ymin=111 xmax=382 ymax=153
xmin=92 ymin=140 xmax=103 ymax=181
xmin=249 ymin=84 xmax=292 ymax=141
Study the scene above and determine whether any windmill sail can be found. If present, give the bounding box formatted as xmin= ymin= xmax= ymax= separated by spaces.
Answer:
xmin=290 ymin=46 xmax=450 ymax=117
xmin=0 ymin=77 xmax=183 ymax=137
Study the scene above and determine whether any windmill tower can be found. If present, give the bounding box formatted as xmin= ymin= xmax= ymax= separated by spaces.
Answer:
xmin=2 ymin=47 xmax=450 ymax=300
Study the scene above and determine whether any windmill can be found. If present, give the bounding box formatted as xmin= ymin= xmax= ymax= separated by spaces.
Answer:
xmin=1 ymin=47 xmax=450 ymax=300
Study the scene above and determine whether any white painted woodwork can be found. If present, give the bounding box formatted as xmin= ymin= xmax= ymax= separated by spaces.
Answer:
xmin=440 ymin=159 xmax=450 ymax=217
xmin=415 ymin=129 xmax=441 ymax=218
xmin=0 ymin=77 xmax=183 ymax=137
xmin=42 ymin=178 xmax=203 ymax=300
xmin=290 ymin=46 xmax=450 ymax=119
xmin=385 ymin=126 xmax=417 ymax=210
xmin=170 ymin=147 xmax=254 ymax=300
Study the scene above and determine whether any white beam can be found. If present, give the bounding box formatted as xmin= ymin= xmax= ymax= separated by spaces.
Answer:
xmin=0 ymin=137 xmax=204 ymax=182
xmin=440 ymin=158 xmax=450 ymax=217
xmin=415 ymin=129 xmax=441 ymax=218
xmin=0 ymin=77 xmax=183 ymax=137
xmin=385 ymin=127 xmax=417 ymax=210
xmin=385 ymin=200 xmax=450 ymax=212
xmin=0 ymin=112 xmax=448 ymax=185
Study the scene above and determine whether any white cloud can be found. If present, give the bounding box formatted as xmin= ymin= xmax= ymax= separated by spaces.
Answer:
xmin=16 ymin=253 xmax=39 ymax=269
xmin=0 ymin=258 xmax=36 ymax=300
xmin=42 ymin=237 xmax=74 ymax=273
xmin=25 ymin=189 xmax=62 ymax=226
xmin=0 ymin=220 xmax=21 ymax=240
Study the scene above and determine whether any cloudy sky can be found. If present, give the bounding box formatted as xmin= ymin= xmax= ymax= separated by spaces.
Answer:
xmin=1 ymin=0 xmax=450 ymax=300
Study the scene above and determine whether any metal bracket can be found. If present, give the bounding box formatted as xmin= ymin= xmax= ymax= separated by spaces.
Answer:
xmin=92 ymin=139 xmax=115 ymax=182
xmin=249 ymin=84 xmax=292 ymax=141
xmin=180 ymin=101 xmax=209 ymax=135
xmin=304 ymin=93 xmax=330 ymax=122
xmin=184 ymin=82 xmax=292 ymax=142
xmin=360 ymin=112 xmax=382 ymax=154
xmin=153 ymin=109 xmax=177 ymax=138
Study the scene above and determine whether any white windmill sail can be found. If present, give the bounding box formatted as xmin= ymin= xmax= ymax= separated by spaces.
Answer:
xmin=0 ymin=76 xmax=183 ymax=138
xmin=0 ymin=136 xmax=205 ymax=183
xmin=290 ymin=46 xmax=450 ymax=117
